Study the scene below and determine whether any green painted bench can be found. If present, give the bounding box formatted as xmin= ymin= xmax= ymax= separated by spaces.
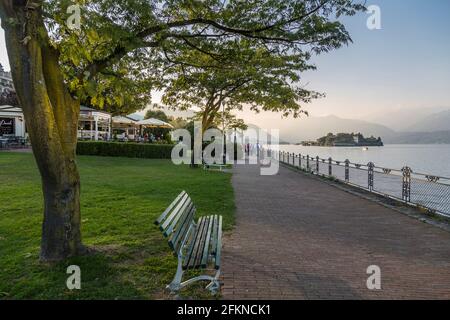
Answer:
xmin=155 ymin=191 xmax=222 ymax=294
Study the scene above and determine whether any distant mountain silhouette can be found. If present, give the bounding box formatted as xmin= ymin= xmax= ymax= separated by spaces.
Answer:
xmin=367 ymin=106 xmax=449 ymax=132
xmin=384 ymin=131 xmax=450 ymax=144
xmin=404 ymin=110 xmax=450 ymax=132
xmin=280 ymin=115 xmax=396 ymax=143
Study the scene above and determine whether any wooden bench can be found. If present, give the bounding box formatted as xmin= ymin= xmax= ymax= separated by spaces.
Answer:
xmin=155 ymin=191 xmax=222 ymax=294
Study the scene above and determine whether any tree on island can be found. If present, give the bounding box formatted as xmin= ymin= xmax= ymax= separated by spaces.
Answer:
xmin=316 ymin=132 xmax=384 ymax=146
xmin=0 ymin=0 xmax=364 ymax=261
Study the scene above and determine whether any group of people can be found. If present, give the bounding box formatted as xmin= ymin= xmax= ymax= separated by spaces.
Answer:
xmin=115 ymin=132 xmax=165 ymax=143
xmin=244 ymin=143 xmax=262 ymax=156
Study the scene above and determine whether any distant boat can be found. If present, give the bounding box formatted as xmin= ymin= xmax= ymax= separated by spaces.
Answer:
xmin=362 ymin=147 xmax=369 ymax=151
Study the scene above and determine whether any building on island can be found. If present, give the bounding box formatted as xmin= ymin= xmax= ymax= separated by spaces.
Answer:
xmin=306 ymin=132 xmax=384 ymax=147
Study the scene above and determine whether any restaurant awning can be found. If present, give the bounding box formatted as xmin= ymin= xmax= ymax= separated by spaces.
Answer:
xmin=137 ymin=118 xmax=173 ymax=129
xmin=112 ymin=116 xmax=138 ymax=126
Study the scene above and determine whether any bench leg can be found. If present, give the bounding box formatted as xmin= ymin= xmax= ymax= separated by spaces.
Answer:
xmin=179 ymin=269 xmax=220 ymax=294
xmin=167 ymin=264 xmax=221 ymax=294
xmin=167 ymin=253 xmax=184 ymax=293
xmin=205 ymin=269 xmax=221 ymax=294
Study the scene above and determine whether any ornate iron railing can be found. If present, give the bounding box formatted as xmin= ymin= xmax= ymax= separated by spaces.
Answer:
xmin=268 ymin=150 xmax=450 ymax=217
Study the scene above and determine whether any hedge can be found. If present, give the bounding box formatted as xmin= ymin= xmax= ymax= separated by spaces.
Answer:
xmin=76 ymin=141 xmax=174 ymax=159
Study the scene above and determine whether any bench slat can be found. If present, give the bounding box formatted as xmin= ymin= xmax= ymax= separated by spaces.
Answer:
xmin=194 ymin=216 xmax=211 ymax=269
xmin=160 ymin=193 xmax=189 ymax=232
xmin=169 ymin=206 xmax=195 ymax=251
xmin=155 ymin=191 xmax=186 ymax=225
xmin=164 ymin=200 xmax=193 ymax=237
xmin=183 ymin=217 xmax=206 ymax=270
xmin=189 ymin=216 xmax=209 ymax=269
xmin=214 ymin=216 xmax=223 ymax=270
xmin=210 ymin=215 xmax=218 ymax=254
xmin=200 ymin=215 xmax=214 ymax=268
xmin=184 ymin=216 xmax=208 ymax=270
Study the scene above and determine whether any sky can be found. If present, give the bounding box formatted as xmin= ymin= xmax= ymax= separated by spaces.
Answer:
xmin=234 ymin=0 xmax=450 ymax=128
xmin=1 ymin=0 xmax=449 ymax=128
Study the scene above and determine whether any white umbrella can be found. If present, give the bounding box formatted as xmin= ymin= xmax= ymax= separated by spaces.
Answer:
xmin=112 ymin=116 xmax=137 ymax=125
xmin=137 ymin=118 xmax=173 ymax=129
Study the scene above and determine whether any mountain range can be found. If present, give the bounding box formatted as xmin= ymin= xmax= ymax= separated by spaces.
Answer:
xmin=280 ymin=109 xmax=450 ymax=144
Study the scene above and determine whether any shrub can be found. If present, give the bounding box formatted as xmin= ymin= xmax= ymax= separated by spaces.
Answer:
xmin=76 ymin=141 xmax=174 ymax=159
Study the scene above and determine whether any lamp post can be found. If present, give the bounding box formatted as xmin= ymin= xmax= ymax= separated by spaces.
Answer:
xmin=222 ymin=100 xmax=226 ymax=164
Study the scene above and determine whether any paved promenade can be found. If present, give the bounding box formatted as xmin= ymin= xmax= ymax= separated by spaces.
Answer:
xmin=221 ymin=164 xmax=450 ymax=299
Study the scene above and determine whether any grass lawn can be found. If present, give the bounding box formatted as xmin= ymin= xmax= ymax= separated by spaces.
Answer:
xmin=0 ymin=152 xmax=235 ymax=299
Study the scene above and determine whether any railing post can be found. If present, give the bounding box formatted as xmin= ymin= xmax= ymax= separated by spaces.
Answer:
xmin=402 ymin=166 xmax=412 ymax=202
xmin=368 ymin=162 xmax=374 ymax=191
xmin=345 ymin=159 xmax=350 ymax=182
xmin=328 ymin=157 xmax=332 ymax=176
xmin=306 ymin=155 xmax=310 ymax=172
xmin=316 ymin=156 xmax=320 ymax=174
xmin=292 ymin=153 xmax=295 ymax=166
xmin=299 ymin=154 xmax=302 ymax=169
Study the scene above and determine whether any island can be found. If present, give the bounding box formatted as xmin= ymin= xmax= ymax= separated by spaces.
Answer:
xmin=302 ymin=133 xmax=384 ymax=147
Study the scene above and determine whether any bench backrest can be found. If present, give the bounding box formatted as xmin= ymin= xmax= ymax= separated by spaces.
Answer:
xmin=155 ymin=191 xmax=196 ymax=252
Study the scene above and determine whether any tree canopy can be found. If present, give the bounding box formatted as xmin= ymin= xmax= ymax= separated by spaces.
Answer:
xmin=161 ymin=39 xmax=322 ymax=131
xmin=46 ymin=0 xmax=363 ymax=115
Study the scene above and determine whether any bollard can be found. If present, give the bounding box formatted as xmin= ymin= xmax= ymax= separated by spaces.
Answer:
xmin=368 ymin=162 xmax=375 ymax=191
xmin=345 ymin=159 xmax=350 ymax=182
xmin=402 ymin=166 xmax=412 ymax=202
xmin=328 ymin=157 xmax=333 ymax=176
xmin=316 ymin=156 xmax=320 ymax=173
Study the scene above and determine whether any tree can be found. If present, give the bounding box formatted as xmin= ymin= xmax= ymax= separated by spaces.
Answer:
xmin=162 ymin=40 xmax=320 ymax=132
xmin=169 ymin=117 xmax=188 ymax=130
xmin=144 ymin=105 xmax=170 ymax=122
xmin=0 ymin=0 xmax=364 ymax=261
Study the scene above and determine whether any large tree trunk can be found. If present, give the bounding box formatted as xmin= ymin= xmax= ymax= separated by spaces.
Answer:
xmin=0 ymin=2 xmax=85 ymax=261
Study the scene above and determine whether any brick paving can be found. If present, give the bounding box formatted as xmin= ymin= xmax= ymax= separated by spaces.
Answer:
xmin=221 ymin=164 xmax=450 ymax=299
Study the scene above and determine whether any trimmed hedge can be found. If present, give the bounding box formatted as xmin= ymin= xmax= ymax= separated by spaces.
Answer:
xmin=76 ymin=141 xmax=174 ymax=159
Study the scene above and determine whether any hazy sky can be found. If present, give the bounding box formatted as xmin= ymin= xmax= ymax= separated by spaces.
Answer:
xmin=235 ymin=0 xmax=450 ymax=127
xmin=1 ymin=0 xmax=449 ymax=128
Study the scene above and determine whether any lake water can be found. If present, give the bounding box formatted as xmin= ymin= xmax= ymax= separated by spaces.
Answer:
xmin=277 ymin=144 xmax=450 ymax=178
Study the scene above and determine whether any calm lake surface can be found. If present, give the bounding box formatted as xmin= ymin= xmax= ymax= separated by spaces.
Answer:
xmin=277 ymin=144 xmax=450 ymax=178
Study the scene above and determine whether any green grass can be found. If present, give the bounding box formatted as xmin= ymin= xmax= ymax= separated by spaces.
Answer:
xmin=0 ymin=152 xmax=235 ymax=299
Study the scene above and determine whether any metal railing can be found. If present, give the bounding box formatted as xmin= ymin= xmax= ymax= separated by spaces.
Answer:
xmin=268 ymin=150 xmax=450 ymax=218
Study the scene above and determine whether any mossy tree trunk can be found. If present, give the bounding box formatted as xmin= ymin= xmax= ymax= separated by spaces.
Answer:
xmin=0 ymin=3 xmax=85 ymax=261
